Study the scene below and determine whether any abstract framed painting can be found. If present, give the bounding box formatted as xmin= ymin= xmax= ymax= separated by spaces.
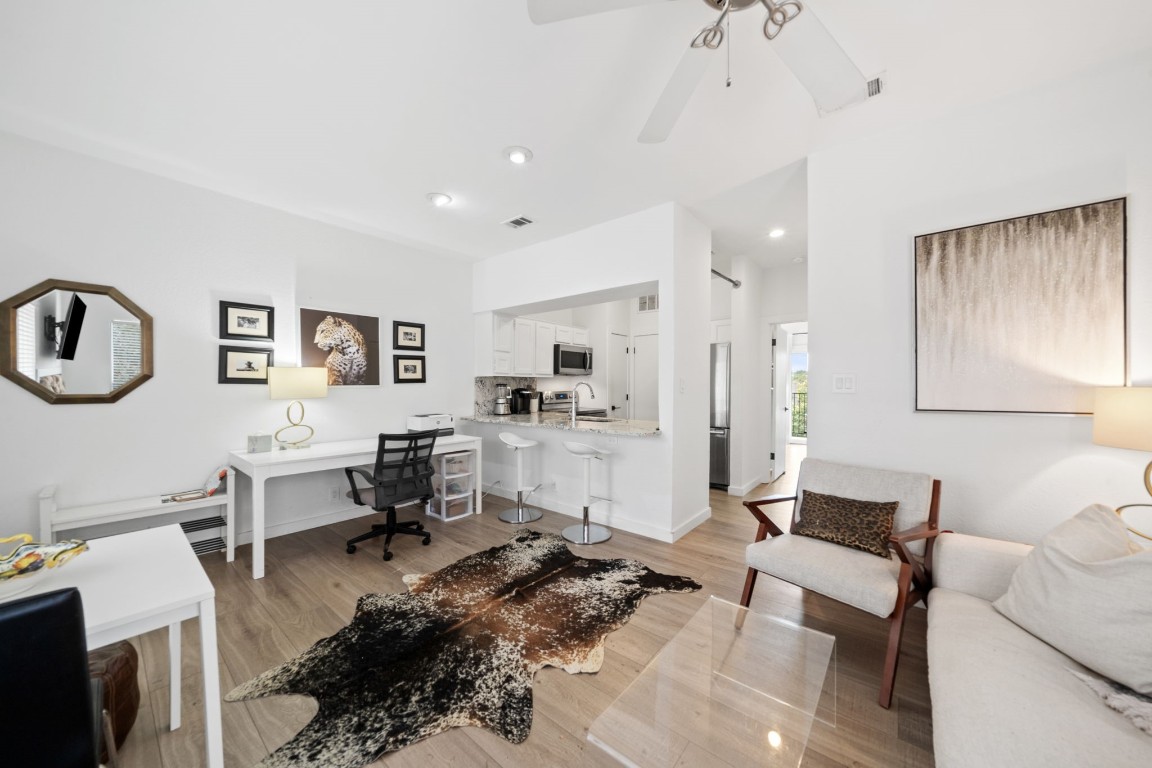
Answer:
xmin=299 ymin=308 xmax=380 ymax=386
xmin=915 ymin=198 xmax=1126 ymax=415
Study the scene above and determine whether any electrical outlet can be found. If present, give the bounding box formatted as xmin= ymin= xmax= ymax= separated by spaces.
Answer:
xmin=329 ymin=486 xmax=342 ymax=502
xmin=606 ymin=436 xmax=618 ymax=447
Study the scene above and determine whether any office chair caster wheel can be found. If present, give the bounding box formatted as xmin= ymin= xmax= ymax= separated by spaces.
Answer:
xmin=383 ymin=551 xmax=393 ymax=561
xmin=346 ymin=544 xmax=357 ymax=554
xmin=422 ymin=536 xmax=431 ymax=546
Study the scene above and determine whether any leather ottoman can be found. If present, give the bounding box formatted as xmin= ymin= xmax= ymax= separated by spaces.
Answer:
xmin=88 ymin=640 xmax=140 ymax=762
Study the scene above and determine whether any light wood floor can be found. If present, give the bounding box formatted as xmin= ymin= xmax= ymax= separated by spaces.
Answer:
xmin=117 ymin=453 xmax=934 ymax=768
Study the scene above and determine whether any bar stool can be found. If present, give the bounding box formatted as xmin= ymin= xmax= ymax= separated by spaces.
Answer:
xmin=562 ymin=441 xmax=612 ymax=544
xmin=498 ymin=432 xmax=543 ymax=524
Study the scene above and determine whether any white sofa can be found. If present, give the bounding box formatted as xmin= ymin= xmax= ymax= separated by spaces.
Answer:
xmin=927 ymin=532 xmax=1152 ymax=767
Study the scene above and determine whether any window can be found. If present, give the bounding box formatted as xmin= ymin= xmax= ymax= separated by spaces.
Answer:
xmin=637 ymin=294 xmax=659 ymax=312
xmin=15 ymin=303 xmax=35 ymax=378
xmin=111 ymin=319 xmax=141 ymax=389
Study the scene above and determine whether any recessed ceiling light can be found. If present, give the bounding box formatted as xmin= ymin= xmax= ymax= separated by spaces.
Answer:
xmin=504 ymin=146 xmax=533 ymax=165
xmin=768 ymin=228 xmax=786 ymax=239
xmin=426 ymin=192 xmax=453 ymax=207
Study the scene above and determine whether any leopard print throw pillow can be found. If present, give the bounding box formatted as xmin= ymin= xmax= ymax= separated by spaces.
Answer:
xmin=793 ymin=490 xmax=899 ymax=558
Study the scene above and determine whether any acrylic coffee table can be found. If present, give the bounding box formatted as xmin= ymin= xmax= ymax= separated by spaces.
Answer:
xmin=588 ymin=596 xmax=836 ymax=768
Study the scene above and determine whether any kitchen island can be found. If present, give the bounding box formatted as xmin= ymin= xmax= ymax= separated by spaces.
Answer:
xmin=463 ymin=411 xmax=660 ymax=437
xmin=458 ymin=413 xmax=707 ymax=543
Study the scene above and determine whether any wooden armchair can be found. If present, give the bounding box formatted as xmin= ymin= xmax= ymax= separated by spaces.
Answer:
xmin=741 ymin=458 xmax=941 ymax=708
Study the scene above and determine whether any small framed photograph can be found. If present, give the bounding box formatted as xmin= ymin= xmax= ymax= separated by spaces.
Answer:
xmin=220 ymin=301 xmax=275 ymax=342
xmin=393 ymin=355 xmax=426 ymax=384
xmin=393 ymin=320 xmax=425 ymax=351
xmin=219 ymin=346 xmax=274 ymax=384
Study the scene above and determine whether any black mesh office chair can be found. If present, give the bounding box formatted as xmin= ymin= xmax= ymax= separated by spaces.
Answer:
xmin=345 ymin=429 xmax=438 ymax=561
xmin=0 ymin=587 xmax=109 ymax=767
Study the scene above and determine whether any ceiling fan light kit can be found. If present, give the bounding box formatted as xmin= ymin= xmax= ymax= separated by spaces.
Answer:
xmin=528 ymin=0 xmax=869 ymax=143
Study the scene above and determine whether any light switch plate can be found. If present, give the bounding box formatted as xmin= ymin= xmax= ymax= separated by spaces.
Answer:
xmin=832 ymin=373 xmax=857 ymax=393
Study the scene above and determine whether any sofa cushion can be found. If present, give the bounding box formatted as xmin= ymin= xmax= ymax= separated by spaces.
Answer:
xmin=793 ymin=490 xmax=898 ymax=558
xmin=992 ymin=504 xmax=1152 ymax=694
xmin=746 ymin=534 xmax=902 ymax=617
xmin=929 ymin=587 xmax=1152 ymax=768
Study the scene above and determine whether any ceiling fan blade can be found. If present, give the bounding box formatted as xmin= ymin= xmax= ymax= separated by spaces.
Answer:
xmin=637 ymin=45 xmax=714 ymax=144
xmin=527 ymin=0 xmax=672 ymax=25
xmin=768 ymin=6 xmax=867 ymax=114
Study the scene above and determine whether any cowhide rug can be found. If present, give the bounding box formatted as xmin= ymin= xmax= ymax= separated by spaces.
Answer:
xmin=226 ymin=529 xmax=701 ymax=768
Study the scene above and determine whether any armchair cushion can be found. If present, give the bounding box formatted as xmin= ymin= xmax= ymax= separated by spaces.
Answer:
xmin=993 ymin=504 xmax=1152 ymax=694
xmin=796 ymin=459 xmax=935 ymax=556
xmin=746 ymin=534 xmax=903 ymax=617
xmin=793 ymin=490 xmax=898 ymax=558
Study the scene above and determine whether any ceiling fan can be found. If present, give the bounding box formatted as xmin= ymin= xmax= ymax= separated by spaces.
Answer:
xmin=527 ymin=0 xmax=869 ymax=143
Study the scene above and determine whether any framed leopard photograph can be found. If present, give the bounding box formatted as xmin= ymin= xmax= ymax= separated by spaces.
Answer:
xmin=298 ymin=308 xmax=380 ymax=386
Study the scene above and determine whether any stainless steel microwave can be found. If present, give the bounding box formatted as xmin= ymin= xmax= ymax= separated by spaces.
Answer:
xmin=553 ymin=343 xmax=593 ymax=375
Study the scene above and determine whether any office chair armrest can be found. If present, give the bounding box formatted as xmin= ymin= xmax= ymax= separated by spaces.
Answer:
xmin=344 ymin=467 xmax=374 ymax=507
xmin=743 ymin=495 xmax=793 ymax=542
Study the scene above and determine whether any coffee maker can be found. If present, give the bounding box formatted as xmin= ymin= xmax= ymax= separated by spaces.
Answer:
xmin=511 ymin=388 xmax=539 ymax=414
xmin=494 ymin=384 xmax=511 ymax=415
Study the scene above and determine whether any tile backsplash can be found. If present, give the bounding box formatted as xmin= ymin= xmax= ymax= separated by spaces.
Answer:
xmin=474 ymin=376 xmax=537 ymax=416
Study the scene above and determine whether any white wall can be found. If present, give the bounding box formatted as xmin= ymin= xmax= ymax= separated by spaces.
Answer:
xmin=727 ymin=255 xmax=768 ymax=495
xmin=0 ymin=131 xmax=475 ymax=540
xmin=761 ymin=260 xmax=808 ymax=324
xmin=808 ymin=55 xmax=1152 ymax=544
xmin=472 ymin=203 xmax=712 ymax=540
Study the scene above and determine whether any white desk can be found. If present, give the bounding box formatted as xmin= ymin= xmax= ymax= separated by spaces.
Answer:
xmin=3 ymin=525 xmax=223 ymax=768
xmin=229 ymin=433 xmax=483 ymax=579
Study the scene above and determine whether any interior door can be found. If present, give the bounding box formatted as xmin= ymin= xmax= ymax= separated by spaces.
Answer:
xmin=632 ymin=333 xmax=659 ymax=421
xmin=608 ymin=332 xmax=629 ymax=418
xmin=770 ymin=325 xmax=792 ymax=482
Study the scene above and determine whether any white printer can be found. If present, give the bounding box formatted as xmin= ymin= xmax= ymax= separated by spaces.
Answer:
xmin=407 ymin=413 xmax=454 ymax=436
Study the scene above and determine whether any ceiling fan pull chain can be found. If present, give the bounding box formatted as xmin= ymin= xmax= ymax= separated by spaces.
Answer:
xmin=725 ymin=9 xmax=733 ymax=87
xmin=692 ymin=0 xmax=731 ymax=50
xmin=759 ymin=0 xmax=803 ymax=40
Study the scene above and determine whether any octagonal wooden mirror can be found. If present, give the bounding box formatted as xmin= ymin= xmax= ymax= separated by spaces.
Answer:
xmin=0 ymin=279 xmax=153 ymax=404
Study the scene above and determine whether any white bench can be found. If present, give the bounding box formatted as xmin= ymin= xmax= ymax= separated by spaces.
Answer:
xmin=39 ymin=474 xmax=235 ymax=561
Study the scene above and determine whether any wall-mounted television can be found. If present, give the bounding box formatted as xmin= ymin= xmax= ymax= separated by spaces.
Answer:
xmin=56 ymin=293 xmax=87 ymax=361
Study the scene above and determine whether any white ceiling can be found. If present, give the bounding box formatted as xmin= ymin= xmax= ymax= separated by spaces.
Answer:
xmin=1 ymin=1 xmax=1150 ymax=268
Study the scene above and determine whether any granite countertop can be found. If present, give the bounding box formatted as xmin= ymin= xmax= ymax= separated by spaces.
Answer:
xmin=461 ymin=411 xmax=661 ymax=437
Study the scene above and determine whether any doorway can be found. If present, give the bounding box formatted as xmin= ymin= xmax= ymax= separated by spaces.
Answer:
xmin=632 ymin=333 xmax=659 ymax=421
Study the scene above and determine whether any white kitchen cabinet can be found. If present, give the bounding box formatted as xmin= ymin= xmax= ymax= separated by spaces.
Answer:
xmin=534 ymin=321 xmax=556 ymax=376
xmin=493 ymin=314 xmax=514 ymax=352
xmin=572 ymin=326 xmax=589 ymax=345
xmin=513 ymin=318 xmax=536 ymax=374
xmin=555 ymin=325 xmax=572 ymax=344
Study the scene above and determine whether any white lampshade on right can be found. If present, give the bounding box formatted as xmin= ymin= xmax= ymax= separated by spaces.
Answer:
xmin=1093 ymin=387 xmax=1152 ymax=496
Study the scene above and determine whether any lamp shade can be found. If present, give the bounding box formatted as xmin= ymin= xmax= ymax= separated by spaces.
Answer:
xmin=1093 ymin=387 xmax=1152 ymax=451
xmin=268 ymin=367 xmax=328 ymax=400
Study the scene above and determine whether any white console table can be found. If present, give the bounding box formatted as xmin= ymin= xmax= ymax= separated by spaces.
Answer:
xmin=229 ymin=433 xmax=483 ymax=579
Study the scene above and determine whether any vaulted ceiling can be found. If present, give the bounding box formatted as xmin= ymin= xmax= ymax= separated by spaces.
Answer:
xmin=1 ymin=1 xmax=1149 ymax=268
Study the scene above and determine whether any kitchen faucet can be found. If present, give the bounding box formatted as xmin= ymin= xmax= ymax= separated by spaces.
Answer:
xmin=571 ymin=381 xmax=595 ymax=426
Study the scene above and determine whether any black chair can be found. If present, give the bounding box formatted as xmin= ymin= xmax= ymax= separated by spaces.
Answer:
xmin=0 ymin=587 xmax=109 ymax=767
xmin=345 ymin=429 xmax=438 ymax=561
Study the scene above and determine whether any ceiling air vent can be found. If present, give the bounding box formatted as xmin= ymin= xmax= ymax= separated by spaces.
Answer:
xmin=866 ymin=74 xmax=885 ymax=99
xmin=503 ymin=216 xmax=534 ymax=229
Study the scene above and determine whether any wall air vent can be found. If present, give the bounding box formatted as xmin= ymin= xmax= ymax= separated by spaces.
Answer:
xmin=503 ymin=216 xmax=534 ymax=229
xmin=866 ymin=74 xmax=885 ymax=99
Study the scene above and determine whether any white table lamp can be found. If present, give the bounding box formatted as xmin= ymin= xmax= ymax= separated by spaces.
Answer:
xmin=268 ymin=367 xmax=328 ymax=449
xmin=1093 ymin=387 xmax=1152 ymax=496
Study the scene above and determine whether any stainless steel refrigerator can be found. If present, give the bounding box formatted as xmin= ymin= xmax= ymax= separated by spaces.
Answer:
xmin=710 ymin=342 xmax=730 ymax=488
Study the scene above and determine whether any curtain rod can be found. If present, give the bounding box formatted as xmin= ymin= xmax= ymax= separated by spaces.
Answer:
xmin=710 ymin=268 xmax=742 ymax=288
